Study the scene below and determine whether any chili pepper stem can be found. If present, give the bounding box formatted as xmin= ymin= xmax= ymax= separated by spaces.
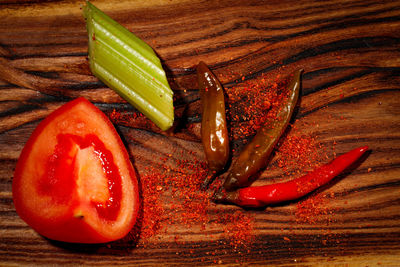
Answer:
xmin=212 ymin=185 xmax=221 ymax=197
xmin=201 ymin=171 xmax=219 ymax=190
xmin=213 ymin=186 xmax=234 ymax=204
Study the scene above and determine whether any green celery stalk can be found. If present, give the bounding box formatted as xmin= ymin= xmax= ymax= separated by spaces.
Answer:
xmin=83 ymin=1 xmax=174 ymax=131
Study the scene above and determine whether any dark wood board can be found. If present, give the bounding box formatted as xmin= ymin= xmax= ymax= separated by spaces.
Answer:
xmin=1 ymin=0 xmax=399 ymax=265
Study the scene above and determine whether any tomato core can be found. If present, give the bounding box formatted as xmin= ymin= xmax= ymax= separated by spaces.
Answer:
xmin=40 ymin=133 xmax=122 ymax=221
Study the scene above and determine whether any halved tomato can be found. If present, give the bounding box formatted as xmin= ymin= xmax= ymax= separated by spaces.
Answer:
xmin=13 ymin=97 xmax=139 ymax=243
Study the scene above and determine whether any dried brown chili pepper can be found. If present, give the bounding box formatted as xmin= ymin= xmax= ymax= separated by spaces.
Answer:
xmin=214 ymin=146 xmax=369 ymax=208
xmin=222 ymin=69 xmax=303 ymax=192
xmin=197 ymin=61 xmax=229 ymax=189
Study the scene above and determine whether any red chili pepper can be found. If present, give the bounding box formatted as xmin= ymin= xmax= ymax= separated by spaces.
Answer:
xmin=214 ymin=146 xmax=369 ymax=208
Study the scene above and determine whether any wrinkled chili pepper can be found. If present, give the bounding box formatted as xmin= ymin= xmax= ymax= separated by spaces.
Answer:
xmin=222 ymin=69 xmax=303 ymax=192
xmin=214 ymin=146 xmax=369 ymax=208
xmin=197 ymin=61 xmax=229 ymax=189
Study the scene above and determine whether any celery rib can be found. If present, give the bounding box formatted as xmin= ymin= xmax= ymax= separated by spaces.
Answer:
xmin=83 ymin=1 xmax=174 ymax=131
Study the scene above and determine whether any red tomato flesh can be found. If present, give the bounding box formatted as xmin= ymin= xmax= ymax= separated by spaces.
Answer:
xmin=13 ymin=97 xmax=139 ymax=243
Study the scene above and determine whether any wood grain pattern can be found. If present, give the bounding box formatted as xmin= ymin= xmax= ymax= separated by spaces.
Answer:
xmin=1 ymin=0 xmax=400 ymax=265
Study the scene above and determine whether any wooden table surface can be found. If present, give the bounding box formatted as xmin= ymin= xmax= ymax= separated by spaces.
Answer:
xmin=1 ymin=0 xmax=400 ymax=266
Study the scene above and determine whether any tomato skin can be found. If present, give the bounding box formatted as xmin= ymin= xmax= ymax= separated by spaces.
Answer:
xmin=13 ymin=97 xmax=139 ymax=243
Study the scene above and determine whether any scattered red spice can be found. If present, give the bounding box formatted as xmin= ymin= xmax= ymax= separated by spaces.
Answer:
xmin=109 ymin=108 xmax=146 ymax=124
xmin=217 ymin=211 xmax=254 ymax=250
xmin=274 ymin=128 xmax=323 ymax=177
xmin=226 ymin=70 xmax=289 ymax=141
xmin=124 ymin=139 xmax=213 ymax=243
xmin=108 ymin=108 xmax=166 ymax=134
xmin=135 ymin=168 xmax=166 ymax=240
xmin=115 ymin=126 xmax=256 ymax=258
xmin=166 ymin=158 xmax=210 ymax=227
xmin=108 ymin=65 xmax=341 ymax=259
xmin=295 ymin=193 xmax=330 ymax=224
